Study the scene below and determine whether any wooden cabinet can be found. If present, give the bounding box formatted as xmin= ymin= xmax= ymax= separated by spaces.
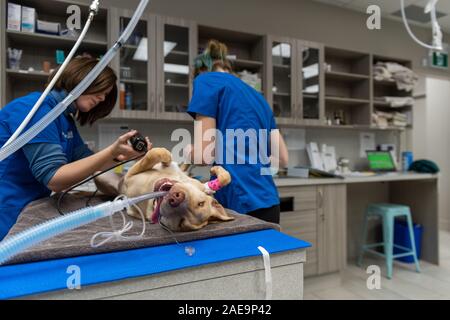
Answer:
xmin=109 ymin=10 xmax=196 ymax=121
xmin=317 ymin=184 xmax=347 ymax=274
xmin=266 ymin=36 xmax=324 ymax=125
xmin=109 ymin=8 xmax=156 ymax=119
xmin=296 ymin=41 xmax=325 ymax=125
xmin=279 ymin=184 xmax=346 ymax=277
xmin=156 ymin=16 xmax=197 ymax=121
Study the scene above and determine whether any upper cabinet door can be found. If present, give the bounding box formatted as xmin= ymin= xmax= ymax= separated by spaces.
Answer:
xmin=156 ymin=16 xmax=197 ymax=121
xmin=266 ymin=36 xmax=297 ymax=125
xmin=298 ymin=41 xmax=325 ymax=125
xmin=109 ymin=8 xmax=156 ymax=119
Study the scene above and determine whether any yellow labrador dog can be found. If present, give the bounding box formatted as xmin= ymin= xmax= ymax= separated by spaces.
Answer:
xmin=96 ymin=148 xmax=234 ymax=232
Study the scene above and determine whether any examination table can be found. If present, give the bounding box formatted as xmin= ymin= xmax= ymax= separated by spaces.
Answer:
xmin=0 ymin=194 xmax=310 ymax=300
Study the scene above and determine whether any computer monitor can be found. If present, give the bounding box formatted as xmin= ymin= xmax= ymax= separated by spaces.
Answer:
xmin=366 ymin=151 xmax=397 ymax=172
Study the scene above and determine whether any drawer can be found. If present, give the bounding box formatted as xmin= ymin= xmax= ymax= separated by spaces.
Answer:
xmin=279 ymin=186 xmax=317 ymax=211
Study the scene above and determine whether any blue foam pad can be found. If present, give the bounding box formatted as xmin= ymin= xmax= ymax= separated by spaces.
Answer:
xmin=0 ymin=230 xmax=311 ymax=299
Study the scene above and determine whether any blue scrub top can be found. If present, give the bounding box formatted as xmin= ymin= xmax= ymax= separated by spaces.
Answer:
xmin=0 ymin=92 xmax=88 ymax=240
xmin=188 ymin=72 xmax=280 ymax=214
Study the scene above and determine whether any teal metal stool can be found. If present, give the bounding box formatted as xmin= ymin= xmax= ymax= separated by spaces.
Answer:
xmin=357 ymin=203 xmax=421 ymax=279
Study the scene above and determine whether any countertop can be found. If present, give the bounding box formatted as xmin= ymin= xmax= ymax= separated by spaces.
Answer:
xmin=274 ymin=172 xmax=438 ymax=187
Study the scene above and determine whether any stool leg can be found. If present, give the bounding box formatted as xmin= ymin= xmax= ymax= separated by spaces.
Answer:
xmin=357 ymin=212 xmax=370 ymax=267
xmin=406 ymin=213 xmax=421 ymax=273
xmin=383 ymin=214 xmax=394 ymax=279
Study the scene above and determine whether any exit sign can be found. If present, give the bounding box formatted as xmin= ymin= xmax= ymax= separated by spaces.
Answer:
xmin=431 ymin=51 xmax=448 ymax=69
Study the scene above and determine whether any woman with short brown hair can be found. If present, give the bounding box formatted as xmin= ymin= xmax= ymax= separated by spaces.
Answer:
xmin=0 ymin=57 xmax=151 ymax=240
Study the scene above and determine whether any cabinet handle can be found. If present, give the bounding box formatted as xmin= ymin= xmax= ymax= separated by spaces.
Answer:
xmin=150 ymin=93 xmax=155 ymax=114
xmin=159 ymin=94 xmax=163 ymax=113
xmin=318 ymin=189 xmax=324 ymax=209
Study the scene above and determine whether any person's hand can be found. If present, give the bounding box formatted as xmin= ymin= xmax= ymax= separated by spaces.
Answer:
xmin=108 ymin=130 xmax=152 ymax=162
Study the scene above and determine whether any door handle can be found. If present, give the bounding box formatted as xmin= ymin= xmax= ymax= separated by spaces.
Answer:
xmin=150 ymin=93 xmax=155 ymax=114
xmin=318 ymin=189 xmax=324 ymax=209
xmin=159 ymin=94 xmax=163 ymax=113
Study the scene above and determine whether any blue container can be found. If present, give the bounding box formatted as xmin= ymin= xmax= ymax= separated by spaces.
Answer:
xmin=394 ymin=220 xmax=422 ymax=263
xmin=402 ymin=151 xmax=413 ymax=171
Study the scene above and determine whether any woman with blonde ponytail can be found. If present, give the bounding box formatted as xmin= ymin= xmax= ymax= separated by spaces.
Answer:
xmin=187 ymin=39 xmax=289 ymax=224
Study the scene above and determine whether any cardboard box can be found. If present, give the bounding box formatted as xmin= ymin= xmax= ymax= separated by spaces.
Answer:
xmin=36 ymin=20 xmax=60 ymax=35
xmin=21 ymin=6 xmax=36 ymax=33
xmin=7 ymin=3 xmax=21 ymax=31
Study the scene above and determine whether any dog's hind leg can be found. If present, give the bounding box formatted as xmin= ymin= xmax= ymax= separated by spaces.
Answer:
xmin=126 ymin=148 xmax=172 ymax=178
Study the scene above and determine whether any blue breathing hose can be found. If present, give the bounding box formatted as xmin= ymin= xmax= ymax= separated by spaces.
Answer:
xmin=0 ymin=191 xmax=167 ymax=266
xmin=0 ymin=0 xmax=150 ymax=162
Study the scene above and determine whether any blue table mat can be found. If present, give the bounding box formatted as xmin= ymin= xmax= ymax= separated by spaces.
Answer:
xmin=0 ymin=230 xmax=311 ymax=299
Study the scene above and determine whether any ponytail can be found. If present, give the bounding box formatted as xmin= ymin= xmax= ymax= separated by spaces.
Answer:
xmin=194 ymin=39 xmax=233 ymax=77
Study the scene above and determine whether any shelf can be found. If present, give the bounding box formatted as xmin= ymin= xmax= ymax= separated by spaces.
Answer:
xmin=168 ymin=50 xmax=189 ymax=56
xmin=121 ymin=79 xmax=148 ymax=85
xmin=232 ymin=59 xmax=264 ymax=68
xmin=273 ymin=92 xmax=291 ymax=97
xmin=6 ymin=30 xmax=107 ymax=51
xmin=165 ymin=83 xmax=190 ymax=88
xmin=123 ymin=44 xmax=139 ymax=50
xmin=6 ymin=69 xmax=50 ymax=81
xmin=326 ymin=71 xmax=369 ymax=82
xmin=373 ymin=101 xmax=413 ymax=108
xmin=273 ymin=64 xmax=291 ymax=69
xmin=373 ymin=79 xmax=398 ymax=86
xmin=325 ymin=96 xmax=370 ymax=105
xmin=300 ymin=124 xmax=406 ymax=131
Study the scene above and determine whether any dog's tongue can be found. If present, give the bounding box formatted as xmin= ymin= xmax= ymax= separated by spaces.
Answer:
xmin=152 ymin=197 xmax=163 ymax=224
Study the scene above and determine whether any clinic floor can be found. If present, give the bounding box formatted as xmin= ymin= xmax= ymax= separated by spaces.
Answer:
xmin=304 ymin=230 xmax=450 ymax=300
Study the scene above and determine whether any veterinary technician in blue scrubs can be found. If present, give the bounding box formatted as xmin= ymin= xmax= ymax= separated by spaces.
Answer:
xmin=0 ymin=57 xmax=150 ymax=240
xmin=187 ymin=40 xmax=289 ymax=224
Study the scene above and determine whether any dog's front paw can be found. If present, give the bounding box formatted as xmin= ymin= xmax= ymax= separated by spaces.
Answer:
xmin=210 ymin=166 xmax=231 ymax=186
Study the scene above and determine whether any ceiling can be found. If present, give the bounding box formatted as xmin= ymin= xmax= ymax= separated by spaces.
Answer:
xmin=312 ymin=0 xmax=450 ymax=33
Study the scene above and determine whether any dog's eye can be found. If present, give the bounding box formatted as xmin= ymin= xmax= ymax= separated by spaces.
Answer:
xmin=198 ymin=201 xmax=205 ymax=207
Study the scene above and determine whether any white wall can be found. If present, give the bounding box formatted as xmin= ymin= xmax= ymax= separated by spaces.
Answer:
xmin=415 ymin=77 xmax=450 ymax=230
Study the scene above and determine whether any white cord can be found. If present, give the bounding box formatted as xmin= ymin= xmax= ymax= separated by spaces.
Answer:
xmin=90 ymin=195 xmax=146 ymax=248
xmin=400 ymin=0 xmax=443 ymax=51
xmin=258 ymin=246 xmax=273 ymax=300
xmin=3 ymin=5 xmax=98 ymax=148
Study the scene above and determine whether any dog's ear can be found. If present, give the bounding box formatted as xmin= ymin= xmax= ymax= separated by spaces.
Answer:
xmin=209 ymin=199 xmax=235 ymax=222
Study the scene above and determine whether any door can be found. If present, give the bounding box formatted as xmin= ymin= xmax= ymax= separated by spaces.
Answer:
xmin=297 ymin=41 xmax=325 ymax=125
xmin=317 ymin=185 xmax=347 ymax=274
xmin=156 ymin=16 xmax=197 ymax=121
xmin=109 ymin=8 xmax=156 ymax=119
xmin=266 ymin=35 xmax=297 ymax=125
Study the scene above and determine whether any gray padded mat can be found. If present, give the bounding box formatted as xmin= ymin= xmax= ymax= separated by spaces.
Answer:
xmin=4 ymin=193 xmax=280 ymax=265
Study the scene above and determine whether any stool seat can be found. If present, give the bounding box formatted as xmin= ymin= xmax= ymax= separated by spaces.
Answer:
xmin=367 ymin=203 xmax=411 ymax=217
xmin=358 ymin=203 xmax=421 ymax=279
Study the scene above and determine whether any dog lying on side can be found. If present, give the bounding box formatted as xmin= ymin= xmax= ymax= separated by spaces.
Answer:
xmin=95 ymin=148 xmax=235 ymax=232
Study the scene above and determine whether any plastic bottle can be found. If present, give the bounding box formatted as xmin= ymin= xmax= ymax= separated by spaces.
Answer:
xmin=119 ymin=83 xmax=126 ymax=110
xmin=125 ymin=86 xmax=133 ymax=110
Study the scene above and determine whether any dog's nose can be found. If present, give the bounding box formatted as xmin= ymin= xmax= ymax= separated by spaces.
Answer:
xmin=168 ymin=190 xmax=185 ymax=207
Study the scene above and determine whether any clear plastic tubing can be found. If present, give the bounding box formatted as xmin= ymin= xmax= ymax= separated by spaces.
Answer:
xmin=0 ymin=191 xmax=167 ymax=265
xmin=0 ymin=0 xmax=150 ymax=162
